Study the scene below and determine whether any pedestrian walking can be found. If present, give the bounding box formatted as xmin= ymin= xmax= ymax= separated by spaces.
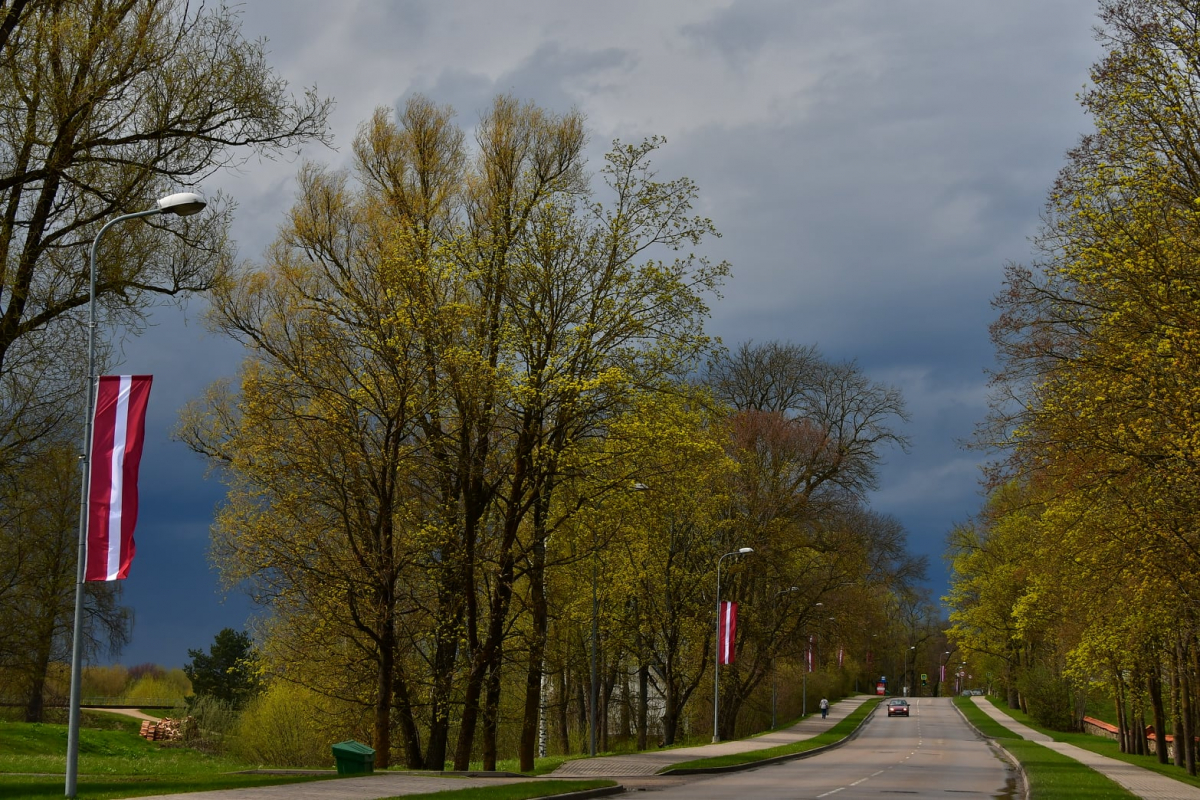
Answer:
xmin=819 ymin=697 xmax=829 ymax=719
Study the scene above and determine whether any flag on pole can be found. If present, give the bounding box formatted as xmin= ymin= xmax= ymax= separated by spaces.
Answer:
xmin=838 ymin=646 xmax=844 ymax=668
xmin=940 ymin=664 xmax=946 ymax=682
xmin=85 ymin=375 xmax=152 ymax=581
xmin=807 ymin=634 xmax=815 ymax=672
xmin=718 ymin=601 xmax=738 ymax=664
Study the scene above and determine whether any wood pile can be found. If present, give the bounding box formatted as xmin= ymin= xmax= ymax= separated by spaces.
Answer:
xmin=138 ymin=716 xmax=192 ymax=741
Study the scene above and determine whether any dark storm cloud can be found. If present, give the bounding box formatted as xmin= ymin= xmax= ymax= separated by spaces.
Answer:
xmin=109 ymin=1 xmax=1105 ymax=664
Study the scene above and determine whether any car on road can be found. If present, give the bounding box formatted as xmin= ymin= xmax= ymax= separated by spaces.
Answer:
xmin=886 ymin=698 xmax=909 ymax=717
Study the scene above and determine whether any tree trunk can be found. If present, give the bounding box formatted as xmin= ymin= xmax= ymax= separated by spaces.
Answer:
xmin=1149 ymin=666 xmax=1168 ymax=765
xmin=637 ymin=663 xmax=649 ymax=751
xmin=481 ymin=654 xmax=503 ymax=771
xmin=1173 ymin=641 xmax=1185 ymax=768
xmin=518 ymin=526 xmax=549 ymax=772
xmin=373 ymin=610 xmax=396 ymax=769
xmin=1186 ymin=639 xmax=1198 ymax=776
xmin=392 ymin=667 xmax=425 ymax=768
xmin=555 ymin=668 xmax=571 ymax=755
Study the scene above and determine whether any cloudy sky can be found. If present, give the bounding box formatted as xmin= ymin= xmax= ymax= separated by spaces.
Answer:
xmin=113 ymin=0 xmax=1103 ymax=667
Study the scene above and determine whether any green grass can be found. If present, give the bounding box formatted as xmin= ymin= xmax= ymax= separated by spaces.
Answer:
xmin=0 ymin=720 xmax=333 ymax=799
xmin=983 ymin=696 xmax=1200 ymax=792
xmin=381 ymin=779 xmax=617 ymax=800
xmin=953 ymin=696 xmax=1135 ymax=799
xmin=664 ymin=698 xmax=881 ymax=771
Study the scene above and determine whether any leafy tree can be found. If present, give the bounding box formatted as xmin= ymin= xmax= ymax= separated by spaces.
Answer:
xmin=180 ymin=94 xmax=728 ymax=769
xmin=184 ymin=628 xmax=259 ymax=706
xmin=0 ymin=0 xmax=330 ymax=475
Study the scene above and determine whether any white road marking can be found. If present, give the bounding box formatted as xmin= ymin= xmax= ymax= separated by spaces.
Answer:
xmin=816 ymin=789 xmax=845 ymax=798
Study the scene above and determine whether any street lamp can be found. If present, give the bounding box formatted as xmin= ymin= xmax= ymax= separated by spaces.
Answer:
xmin=770 ymin=586 xmax=798 ymax=728
xmin=65 ymin=192 xmax=206 ymax=798
xmin=712 ymin=547 xmax=753 ymax=742
xmin=589 ymin=481 xmax=649 ymax=757
xmin=902 ymin=646 xmax=916 ymax=697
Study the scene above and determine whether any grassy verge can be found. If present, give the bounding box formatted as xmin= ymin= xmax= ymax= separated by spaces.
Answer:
xmin=983 ymin=697 xmax=1200 ymax=792
xmin=664 ymin=698 xmax=881 ymax=771
xmin=953 ymin=696 xmax=1134 ymax=800
xmin=0 ymin=720 xmax=333 ymax=799
xmin=381 ymin=780 xmax=617 ymax=800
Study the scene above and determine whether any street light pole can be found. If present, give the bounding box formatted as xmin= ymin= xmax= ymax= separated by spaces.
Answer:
xmin=65 ymin=193 xmax=206 ymax=799
xmin=712 ymin=547 xmax=753 ymax=743
xmin=902 ymin=645 xmax=915 ymax=697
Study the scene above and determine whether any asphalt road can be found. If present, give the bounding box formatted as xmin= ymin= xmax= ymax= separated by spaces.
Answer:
xmin=643 ymin=697 xmax=1018 ymax=799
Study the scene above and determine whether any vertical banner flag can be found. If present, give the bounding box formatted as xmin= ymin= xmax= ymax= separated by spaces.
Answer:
xmin=838 ymin=646 xmax=844 ymax=668
xmin=718 ymin=601 xmax=738 ymax=665
xmin=940 ymin=664 xmax=946 ymax=682
xmin=85 ymin=375 xmax=152 ymax=581
xmin=807 ymin=635 xmax=815 ymax=672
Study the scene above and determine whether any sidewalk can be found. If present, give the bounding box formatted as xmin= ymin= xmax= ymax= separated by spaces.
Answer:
xmin=970 ymin=695 xmax=1200 ymax=800
xmin=550 ymin=694 xmax=874 ymax=777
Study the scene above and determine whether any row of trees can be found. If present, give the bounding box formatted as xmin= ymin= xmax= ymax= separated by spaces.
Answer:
xmin=948 ymin=0 xmax=1200 ymax=775
xmin=177 ymin=95 xmax=926 ymax=769
xmin=0 ymin=1 xmax=926 ymax=765
xmin=0 ymin=0 xmax=330 ymax=720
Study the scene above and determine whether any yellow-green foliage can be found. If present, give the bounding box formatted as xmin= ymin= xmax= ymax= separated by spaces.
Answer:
xmin=125 ymin=672 xmax=191 ymax=704
xmin=231 ymin=682 xmax=338 ymax=767
xmin=81 ymin=664 xmax=129 ymax=698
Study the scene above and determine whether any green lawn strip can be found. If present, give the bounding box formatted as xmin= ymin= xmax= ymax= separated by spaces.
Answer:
xmin=0 ymin=772 xmax=332 ymax=799
xmin=664 ymin=698 xmax=881 ymax=771
xmin=0 ymin=720 xmax=337 ymax=799
xmin=983 ymin=696 xmax=1200 ymax=791
xmin=379 ymin=779 xmax=617 ymax=800
xmin=998 ymin=738 xmax=1136 ymax=800
xmin=953 ymin=695 xmax=1025 ymax=740
xmin=952 ymin=697 xmax=1134 ymax=799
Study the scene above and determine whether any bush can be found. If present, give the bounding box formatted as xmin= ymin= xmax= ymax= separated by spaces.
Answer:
xmin=182 ymin=695 xmax=241 ymax=753
xmin=125 ymin=674 xmax=190 ymax=706
xmin=1017 ymin=665 xmax=1077 ymax=732
xmin=81 ymin=664 xmax=128 ymax=699
xmin=230 ymin=682 xmax=335 ymax=767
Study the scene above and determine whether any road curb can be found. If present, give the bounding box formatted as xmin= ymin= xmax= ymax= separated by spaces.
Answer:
xmin=659 ymin=701 xmax=879 ymax=775
xmin=951 ymin=699 xmax=1029 ymax=800
xmin=536 ymin=785 xmax=626 ymax=800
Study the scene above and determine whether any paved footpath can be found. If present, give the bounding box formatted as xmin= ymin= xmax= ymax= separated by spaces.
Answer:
xmin=120 ymin=695 xmax=874 ymax=799
xmin=970 ymin=695 xmax=1200 ymax=800
xmin=550 ymin=694 xmax=874 ymax=777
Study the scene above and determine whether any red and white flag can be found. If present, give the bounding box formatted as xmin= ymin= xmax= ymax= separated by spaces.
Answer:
xmin=85 ymin=375 xmax=152 ymax=581
xmin=718 ymin=601 xmax=738 ymax=664
xmin=807 ymin=635 xmax=815 ymax=672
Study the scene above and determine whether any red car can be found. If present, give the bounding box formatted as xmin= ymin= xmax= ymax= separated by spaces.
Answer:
xmin=886 ymin=698 xmax=910 ymax=717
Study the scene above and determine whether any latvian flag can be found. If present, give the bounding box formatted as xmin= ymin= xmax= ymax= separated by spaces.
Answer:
xmin=85 ymin=375 xmax=152 ymax=581
xmin=718 ymin=601 xmax=738 ymax=665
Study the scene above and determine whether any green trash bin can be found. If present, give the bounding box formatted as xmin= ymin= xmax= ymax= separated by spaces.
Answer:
xmin=331 ymin=740 xmax=375 ymax=775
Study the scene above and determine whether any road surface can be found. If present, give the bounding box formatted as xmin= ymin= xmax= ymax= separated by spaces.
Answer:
xmin=644 ymin=697 xmax=1017 ymax=799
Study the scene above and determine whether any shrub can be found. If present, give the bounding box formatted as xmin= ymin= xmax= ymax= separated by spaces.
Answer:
xmin=230 ymin=682 xmax=336 ymax=767
xmin=81 ymin=664 xmax=129 ymax=699
xmin=1017 ymin=665 xmax=1077 ymax=732
xmin=182 ymin=695 xmax=241 ymax=753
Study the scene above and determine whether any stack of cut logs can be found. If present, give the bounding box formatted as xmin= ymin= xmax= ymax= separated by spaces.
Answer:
xmin=138 ymin=717 xmax=191 ymax=741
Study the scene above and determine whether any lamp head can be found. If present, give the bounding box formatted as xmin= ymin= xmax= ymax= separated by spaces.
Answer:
xmin=633 ymin=482 xmax=650 ymax=491
xmin=157 ymin=192 xmax=207 ymax=216
xmin=737 ymin=547 xmax=754 ymax=554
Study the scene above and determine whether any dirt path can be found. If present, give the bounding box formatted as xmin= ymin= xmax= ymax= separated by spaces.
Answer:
xmin=84 ymin=707 xmax=162 ymax=722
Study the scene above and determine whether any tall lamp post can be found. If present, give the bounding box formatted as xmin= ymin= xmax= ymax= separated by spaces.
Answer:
xmin=589 ymin=482 xmax=648 ymax=757
xmin=770 ymin=586 xmax=798 ymax=728
xmin=712 ymin=547 xmax=753 ymax=742
xmin=902 ymin=645 xmax=916 ymax=697
xmin=65 ymin=192 xmax=207 ymax=798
